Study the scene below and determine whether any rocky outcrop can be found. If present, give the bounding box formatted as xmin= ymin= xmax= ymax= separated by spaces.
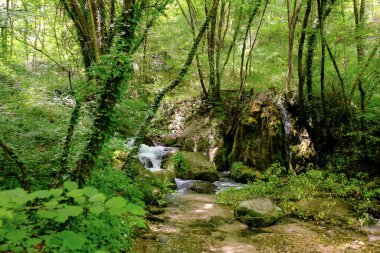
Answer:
xmin=217 ymin=90 xmax=316 ymax=177
xmin=235 ymin=198 xmax=285 ymax=227
xmin=153 ymin=90 xmax=316 ymax=180
xmin=152 ymin=98 xmax=225 ymax=164
xmin=163 ymin=152 xmax=219 ymax=182
xmin=224 ymin=91 xmax=286 ymax=172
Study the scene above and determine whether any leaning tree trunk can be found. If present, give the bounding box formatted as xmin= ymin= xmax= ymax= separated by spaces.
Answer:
xmin=0 ymin=138 xmax=30 ymax=190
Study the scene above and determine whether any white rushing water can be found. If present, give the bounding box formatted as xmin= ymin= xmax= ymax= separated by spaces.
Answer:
xmin=136 ymin=143 xmax=246 ymax=192
xmin=137 ymin=144 xmax=177 ymax=172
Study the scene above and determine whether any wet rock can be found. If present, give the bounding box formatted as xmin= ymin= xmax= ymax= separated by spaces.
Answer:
xmin=149 ymin=206 xmax=166 ymax=215
xmin=140 ymin=156 xmax=154 ymax=169
xmin=235 ymin=198 xmax=285 ymax=227
xmin=164 ymin=152 xmax=219 ymax=182
xmin=188 ymin=182 xmax=216 ymax=194
xmin=160 ymin=133 xmax=180 ymax=146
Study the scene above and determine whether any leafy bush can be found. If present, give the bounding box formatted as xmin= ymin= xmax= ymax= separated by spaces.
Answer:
xmin=173 ymin=152 xmax=188 ymax=177
xmin=0 ymin=181 xmax=145 ymax=252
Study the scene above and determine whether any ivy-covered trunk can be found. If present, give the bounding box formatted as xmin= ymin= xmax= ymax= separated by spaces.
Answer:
xmin=74 ymin=56 xmax=132 ymax=186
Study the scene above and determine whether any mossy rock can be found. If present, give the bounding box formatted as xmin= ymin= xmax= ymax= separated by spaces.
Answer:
xmin=188 ymin=182 xmax=216 ymax=194
xmin=230 ymin=163 xmax=263 ymax=183
xmin=289 ymin=198 xmax=357 ymax=226
xmin=235 ymin=198 xmax=285 ymax=227
xmin=160 ymin=133 xmax=180 ymax=146
xmin=112 ymin=150 xmax=129 ymax=170
xmin=153 ymin=169 xmax=176 ymax=189
xmin=164 ymin=152 xmax=219 ymax=182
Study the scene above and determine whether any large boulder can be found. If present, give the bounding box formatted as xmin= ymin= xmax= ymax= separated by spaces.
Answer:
xmin=235 ymin=198 xmax=285 ymax=227
xmin=163 ymin=152 xmax=219 ymax=182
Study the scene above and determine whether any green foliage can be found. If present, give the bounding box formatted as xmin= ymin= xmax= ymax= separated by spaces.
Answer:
xmin=230 ymin=162 xmax=258 ymax=183
xmin=217 ymin=164 xmax=380 ymax=225
xmin=173 ymin=152 xmax=188 ymax=177
xmin=0 ymin=181 xmax=145 ymax=252
xmin=90 ymin=166 xmax=147 ymax=206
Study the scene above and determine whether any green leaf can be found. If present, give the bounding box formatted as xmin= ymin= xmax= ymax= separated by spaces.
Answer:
xmin=89 ymin=193 xmax=106 ymax=203
xmin=50 ymin=188 xmax=64 ymax=197
xmin=54 ymin=214 xmax=68 ymax=223
xmin=74 ymin=196 xmax=86 ymax=204
xmin=6 ymin=229 xmax=27 ymax=243
xmin=0 ymin=195 xmax=10 ymax=207
xmin=37 ymin=210 xmax=57 ymax=219
xmin=67 ymin=189 xmax=83 ymax=198
xmin=106 ymin=197 xmax=127 ymax=215
xmin=89 ymin=205 xmax=105 ymax=215
xmin=128 ymin=216 xmax=146 ymax=228
xmin=64 ymin=181 xmax=78 ymax=191
xmin=61 ymin=205 xmax=83 ymax=217
xmin=105 ymin=197 xmax=126 ymax=209
xmin=125 ymin=203 xmax=145 ymax=216
xmin=29 ymin=190 xmax=52 ymax=199
xmin=26 ymin=238 xmax=42 ymax=247
xmin=59 ymin=230 xmax=86 ymax=250
xmin=83 ymin=187 xmax=98 ymax=197
xmin=44 ymin=200 xmax=59 ymax=208
xmin=0 ymin=208 xmax=13 ymax=219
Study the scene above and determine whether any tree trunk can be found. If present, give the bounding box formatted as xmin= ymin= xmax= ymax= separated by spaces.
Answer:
xmin=239 ymin=0 xmax=262 ymax=100
xmin=297 ymin=0 xmax=312 ymax=124
xmin=182 ymin=0 xmax=208 ymax=97
xmin=0 ymin=139 xmax=30 ymax=190
xmin=286 ymin=0 xmax=303 ymax=95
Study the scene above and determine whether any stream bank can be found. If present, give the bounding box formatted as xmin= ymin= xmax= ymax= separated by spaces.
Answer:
xmin=133 ymin=191 xmax=380 ymax=253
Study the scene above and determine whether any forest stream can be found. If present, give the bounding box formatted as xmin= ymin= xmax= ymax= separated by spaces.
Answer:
xmin=132 ymin=145 xmax=380 ymax=253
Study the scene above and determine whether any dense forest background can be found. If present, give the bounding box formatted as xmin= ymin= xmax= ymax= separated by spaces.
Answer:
xmin=0 ymin=0 xmax=379 ymax=252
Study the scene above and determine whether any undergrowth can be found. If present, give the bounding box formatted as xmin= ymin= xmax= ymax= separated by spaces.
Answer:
xmin=0 ymin=181 xmax=145 ymax=252
xmin=216 ymin=163 xmax=380 ymax=226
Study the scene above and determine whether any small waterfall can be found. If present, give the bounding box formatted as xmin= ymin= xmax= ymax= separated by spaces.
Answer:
xmin=175 ymin=178 xmax=202 ymax=193
xmin=138 ymin=144 xmax=177 ymax=172
xmin=135 ymin=142 xmax=246 ymax=192
xmin=277 ymin=96 xmax=293 ymax=138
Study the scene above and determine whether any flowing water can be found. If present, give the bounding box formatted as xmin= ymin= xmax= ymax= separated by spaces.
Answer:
xmin=133 ymin=144 xmax=380 ymax=252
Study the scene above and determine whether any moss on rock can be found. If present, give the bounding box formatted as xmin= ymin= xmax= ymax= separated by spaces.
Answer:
xmin=164 ymin=151 xmax=219 ymax=182
xmin=235 ymin=198 xmax=285 ymax=227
